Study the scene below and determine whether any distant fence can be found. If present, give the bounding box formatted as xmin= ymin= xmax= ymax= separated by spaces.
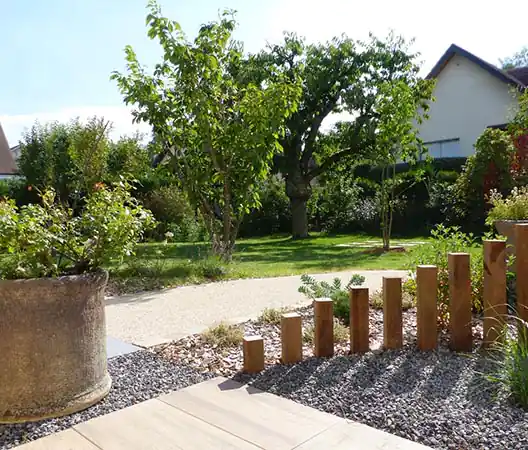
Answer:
xmin=242 ymin=225 xmax=528 ymax=373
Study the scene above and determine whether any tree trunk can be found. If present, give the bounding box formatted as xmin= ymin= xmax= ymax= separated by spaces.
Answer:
xmin=285 ymin=170 xmax=312 ymax=240
xmin=290 ymin=196 xmax=309 ymax=239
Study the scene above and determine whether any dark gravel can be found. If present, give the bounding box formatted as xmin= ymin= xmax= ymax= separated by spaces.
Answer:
xmin=234 ymin=347 xmax=528 ymax=450
xmin=0 ymin=351 xmax=213 ymax=449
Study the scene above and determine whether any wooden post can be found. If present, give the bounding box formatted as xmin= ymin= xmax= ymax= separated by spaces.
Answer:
xmin=243 ymin=336 xmax=264 ymax=373
xmin=314 ymin=298 xmax=334 ymax=357
xmin=416 ymin=265 xmax=438 ymax=351
xmin=483 ymin=240 xmax=507 ymax=346
xmin=516 ymin=224 xmax=528 ymax=323
xmin=281 ymin=313 xmax=302 ymax=364
xmin=349 ymin=287 xmax=369 ymax=353
xmin=448 ymin=253 xmax=473 ymax=352
xmin=383 ymin=277 xmax=403 ymax=349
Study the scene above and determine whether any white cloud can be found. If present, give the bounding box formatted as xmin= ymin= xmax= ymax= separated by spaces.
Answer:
xmin=0 ymin=106 xmax=151 ymax=147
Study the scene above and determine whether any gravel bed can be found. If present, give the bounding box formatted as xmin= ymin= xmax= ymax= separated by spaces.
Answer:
xmin=157 ymin=306 xmax=527 ymax=450
xmin=0 ymin=351 xmax=213 ymax=450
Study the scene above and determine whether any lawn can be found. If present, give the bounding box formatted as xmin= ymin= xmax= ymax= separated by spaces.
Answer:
xmin=108 ymin=233 xmax=430 ymax=294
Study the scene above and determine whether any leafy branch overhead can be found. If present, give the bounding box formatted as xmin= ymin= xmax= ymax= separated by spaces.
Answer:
xmin=112 ymin=1 xmax=301 ymax=259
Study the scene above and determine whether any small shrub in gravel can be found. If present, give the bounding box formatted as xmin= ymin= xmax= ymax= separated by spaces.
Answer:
xmin=485 ymin=320 xmax=528 ymax=408
xmin=257 ymin=307 xmax=291 ymax=325
xmin=202 ymin=322 xmax=243 ymax=348
xmin=370 ymin=290 xmax=415 ymax=311
xmin=302 ymin=320 xmax=348 ymax=344
xmin=298 ymin=274 xmax=365 ymax=325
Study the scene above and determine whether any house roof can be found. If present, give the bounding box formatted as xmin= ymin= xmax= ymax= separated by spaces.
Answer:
xmin=0 ymin=123 xmax=16 ymax=175
xmin=426 ymin=44 xmax=527 ymax=89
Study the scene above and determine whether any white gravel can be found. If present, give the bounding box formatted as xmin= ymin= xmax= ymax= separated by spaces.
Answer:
xmin=0 ymin=351 xmax=212 ymax=450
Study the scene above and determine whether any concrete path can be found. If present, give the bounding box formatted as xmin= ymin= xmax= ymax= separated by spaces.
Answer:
xmin=105 ymin=270 xmax=406 ymax=347
xmin=17 ymin=377 xmax=430 ymax=450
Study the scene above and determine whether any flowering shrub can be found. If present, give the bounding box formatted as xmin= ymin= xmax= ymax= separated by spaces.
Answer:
xmin=0 ymin=182 xmax=155 ymax=279
xmin=486 ymin=186 xmax=528 ymax=224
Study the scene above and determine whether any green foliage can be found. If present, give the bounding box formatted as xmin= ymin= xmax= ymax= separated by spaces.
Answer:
xmin=202 ymin=322 xmax=243 ymax=348
xmin=369 ymin=288 xmax=415 ymax=311
xmin=407 ymin=224 xmax=483 ymax=328
xmin=112 ymin=1 xmax=301 ymax=260
xmin=0 ymin=182 xmax=155 ymax=279
xmin=17 ymin=118 xmax=152 ymax=209
xmin=195 ymin=256 xmax=227 ymax=280
xmin=239 ymin=176 xmax=291 ymax=237
xmin=449 ymin=128 xmax=517 ymax=229
xmin=485 ymin=320 xmax=528 ymax=408
xmin=298 ymin=273 xmax=365 ymax=324
xmin=257 ymin=307 xmax=291 ymax=325
xmin=366 ymin=78 xmax=435 ymax=250
xmin=302 ymin=319 xmax=349 ymax=344
xmin=487 ymin=186 xmax=528 ymax=223
xmin=248 ymin=30 xmax=433 ymax=238
xmin=141 ymin=185 xmax=206 ymax=242
xmin=500 ymin=46 xmax=528 ymax=69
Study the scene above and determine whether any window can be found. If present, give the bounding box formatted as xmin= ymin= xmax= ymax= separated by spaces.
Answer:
xmin=423 ymin=138 xmax=461 ymax=158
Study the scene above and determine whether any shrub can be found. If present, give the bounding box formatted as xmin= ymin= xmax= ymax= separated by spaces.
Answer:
xmin=298 ymin=274 xmax=365 ymax=325
xmin=302 ymin=320 xmax=349 ymax=345
xmin=485 ymin=320 xmax=528 ymax=408
xmin=257 ymin=307 xmax=291 ymax=325
xmin=369 ymin=288 xmax=415 ymax=311
xmin=141 ymin=185 xmax=206 ymax=242
xmin=202 ymin=322 xmax=244 ymax=348
xmin=486 ymin=186 xmax=528 ymax=223
xmin=195 ymin=257 xmax=227 ymax=280
xmin=0 ymin=183 xmax=155 ymax=279
xmin=406 ymin=224 xmax=483 ymax=328
xmin=238 ymin=176 xmax=291 ymax=237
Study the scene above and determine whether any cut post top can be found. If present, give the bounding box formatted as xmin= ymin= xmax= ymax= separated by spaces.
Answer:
xmin=417 ymin=264 xmax=438 ymax=269
xmin=281 ymin=312 xmax=301 ymax=319
xmin=314 ymin=298 xmax=333 ymax=304
xmin=350 ymin=286 xmax=369 ymax=291
xmin=482 ymin=239 xmax=507 ymax=244
xmin=244 ymin=335 xmax=263 ymax=342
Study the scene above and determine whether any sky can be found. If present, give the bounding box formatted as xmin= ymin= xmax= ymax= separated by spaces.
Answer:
xmin=1 ymin=0 xmax=527 ymax=146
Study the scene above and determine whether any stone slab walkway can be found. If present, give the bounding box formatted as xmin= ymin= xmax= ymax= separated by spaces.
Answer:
xmin=16 ymin=377 xmax=430 ymax=450
xmin=105 ymin=270 xmax=407 ymax=347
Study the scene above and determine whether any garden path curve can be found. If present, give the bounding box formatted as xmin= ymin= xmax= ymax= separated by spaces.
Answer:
xmin=105 ymin=270 xmax=406 ymax=347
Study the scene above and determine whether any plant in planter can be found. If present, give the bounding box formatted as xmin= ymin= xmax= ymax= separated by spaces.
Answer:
xmin=0 ymin=182 xmax=154 ymax=423
xmin=487 ymin=186 xmax=528 ymax=273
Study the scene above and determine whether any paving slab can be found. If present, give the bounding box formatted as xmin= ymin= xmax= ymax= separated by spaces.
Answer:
xmin=15 ymin=377 xmax=430 ymax=450
xmin=105 ymin=270 xmax=407 ymax=347
xmin=106 ymin=336 xmax=142 ymax=358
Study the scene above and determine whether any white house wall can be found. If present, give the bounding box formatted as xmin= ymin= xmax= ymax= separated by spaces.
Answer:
xmin=418 ymin=54 xmax=518 ymax=158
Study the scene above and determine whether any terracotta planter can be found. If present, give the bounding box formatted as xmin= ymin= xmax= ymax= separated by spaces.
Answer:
xmin=494 ymin=220 xmax=528 ymax=272
xmin=0 ymin=271 xmax=111 ymax=423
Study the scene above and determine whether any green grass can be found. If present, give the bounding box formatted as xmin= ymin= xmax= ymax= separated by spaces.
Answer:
xmin=108 ymin=233 xmax=429 ymax=294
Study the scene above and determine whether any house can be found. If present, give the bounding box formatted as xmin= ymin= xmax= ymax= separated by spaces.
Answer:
xmin=0 ymin=123 xmax=17 ymax=179
xmin=418 ymin=44 xmax=528 ymax=158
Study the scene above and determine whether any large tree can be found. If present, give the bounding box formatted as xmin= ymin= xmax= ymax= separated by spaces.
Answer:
xmin=500 ymin=46 xmax=528 ymax=70
xmin=112 ymin=1 xmax=300 ymax=260
xmin=245 ymin=33 xmax=431 ymax=238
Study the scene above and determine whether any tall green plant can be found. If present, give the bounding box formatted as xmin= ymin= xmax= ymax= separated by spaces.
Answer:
xmin=112 ymin=1 xmax=300 ymax=260
xmin=407 ymin=224 xmax=483 ymax=328
xmin=367 ymin=79 xmax=434 ymax=250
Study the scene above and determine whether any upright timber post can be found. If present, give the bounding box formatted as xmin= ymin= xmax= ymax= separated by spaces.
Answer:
xmin=243 ymin=336 xmax=264 ymax=373
xmin=416 ymin=265 xmax=438 ymax=351
xmin=281 ymin=313 xmax=302 ymax=364
xmin=448 ymin=253 xmax=473 ymax=352
xmin=349 ymin=287 xmax=369 ymax=353
xmin=516 ymin=224 xmax=528 ymax=323
xmin=483 ymin=240 xmax=507 ymax=346
xmin=314 ymin=298 xmax=334 ymax=357
xmin=383 ymin=277 xmax=403 ymax=349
